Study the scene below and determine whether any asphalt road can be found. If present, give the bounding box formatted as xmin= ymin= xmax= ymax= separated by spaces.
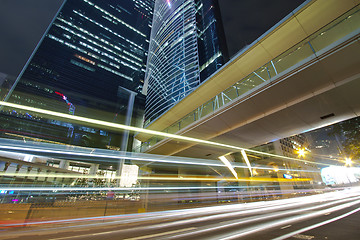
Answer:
xmin=1 ymin=187 xmax=360 ymax=240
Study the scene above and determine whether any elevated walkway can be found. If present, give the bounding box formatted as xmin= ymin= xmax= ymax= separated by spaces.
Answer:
xmin=137 ymin=0 xmax=360 ymax=158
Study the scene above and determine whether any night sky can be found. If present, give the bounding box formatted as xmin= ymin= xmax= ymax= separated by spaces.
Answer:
xmin=219 ymin=0 xmax=306 ymax=57
xmin=0 ymin=0 xmax=305 ymax=78
xmin=0 ymin=0 xmax=65 ymax=77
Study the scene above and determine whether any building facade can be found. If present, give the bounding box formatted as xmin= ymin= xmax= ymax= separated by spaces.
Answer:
xmin=243 ymin=134 xmax=321 ymax=191
xmin=143 ymin=0 xmax=228 ymax=126
xmin=1 ymin=0 xmax=154 ymax=150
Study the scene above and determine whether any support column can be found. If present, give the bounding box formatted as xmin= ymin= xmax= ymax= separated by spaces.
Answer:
xmin=117 ymin=87 xmax=137 ymax=185
xmin=59 ymin=160 xmax=69 ymax=170
xmin=89 ymin=164 xmax=99 ymax=175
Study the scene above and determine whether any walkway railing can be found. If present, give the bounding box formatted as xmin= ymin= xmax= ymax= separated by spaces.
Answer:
xmin=140 ymin=5 xmax=360 ymax=152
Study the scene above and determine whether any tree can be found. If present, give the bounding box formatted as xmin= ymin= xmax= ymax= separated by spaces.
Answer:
xmin=330 ymin=117 xmax=360 ymax=159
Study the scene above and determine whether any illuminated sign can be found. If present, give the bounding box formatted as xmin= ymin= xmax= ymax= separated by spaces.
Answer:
xmin=283 ymin=174 xmax=293 ymax=179
xmin=321 ymin=166 xmax=360 ymax=185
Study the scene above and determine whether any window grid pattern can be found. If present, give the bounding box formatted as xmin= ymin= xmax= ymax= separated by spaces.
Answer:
xmin=144 ymin=0 xmax=200 ymax=125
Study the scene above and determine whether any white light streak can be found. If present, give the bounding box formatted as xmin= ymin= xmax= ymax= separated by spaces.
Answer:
xmin=218 ymin=198 xmax=360 ymax=240
xmin=0 ymin=101 xmax=332 ymax=167
xmin=219 ymin=156 xmax=238 ymax=179
xmin=241 ymin=150 xmax=253 ymax=177
xmin=273 ymin=208 xmax=360 ymax=240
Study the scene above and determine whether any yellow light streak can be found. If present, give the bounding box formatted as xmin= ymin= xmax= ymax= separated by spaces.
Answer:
xmin=0 ymin=172 xmax=311 ymax=182
xmin=0 ymin=101 xmax=330 ymax=166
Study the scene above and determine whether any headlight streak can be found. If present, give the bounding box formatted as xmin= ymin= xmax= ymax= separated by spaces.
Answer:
xmin=0 ymin=101 xmax=334 ymax=166
xmin=1 ymin=188 xmax=333 ymax=212
xmin=9 ymin=177 xmax=313 ymax=185
xmin=170 ymin=188 xmax=331 ymax=202
xmin=0 ymin=192 xmax=308 ymax=230
xmin=273 ymin=207 xmax=360 ymax=240
xmin=0 ymin=145 xmax=314 ymax=182
xmin=0 ymin=146 xmax=230 ymax=168
xmin=0 ymin=145 xmax=319 ymax=175
xmin=2 ymin=188 xmax=359 ymax=238
xmin=219 ymin=156 xmax=238 ymax=179
xmin=240 ymin=150 xmax=253 ymax=176
xmin=145 ymin=195 xmax=360 ymax=234
xmin=0 ymin=185 xmax=313 ymax=192
xmin=0 ymin=179 xmax=313 ymax=191
xmin=166 ymin=195 xmax=360 ymax=239
xmin=217 ymin=199 xmax=360 ymax=240
xmin=0 ymin=142 xmax=320 ymax=181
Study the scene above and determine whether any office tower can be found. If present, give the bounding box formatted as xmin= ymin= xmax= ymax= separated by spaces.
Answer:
xmin=143 ymin=0 xmax=228 ymax=126
xmin=0 ymin=0 xmax=154 ymax=150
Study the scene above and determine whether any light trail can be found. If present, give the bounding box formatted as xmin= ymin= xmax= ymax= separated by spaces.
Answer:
xmin=273 ymin=207 xmax=360 ymax=240
xmin=167 ymin=195 xmax=360 ymax=239
xmin=0 ymin=173 xmax=312 ymax=188
xmin=0 ymin=144 xmax=321 ymax=174
xmin=4 ymin=132 xmax=67 ymax=145
xmin=1 ymin=188 xmax=359 ymax=238
xmin=219 ymin=156 xmax=238 ymax=179
xmin=217 ymin=199 xmax=360 ymax=240
xmin=241 ymin=150 xmax=253 ymax=176
xmin=2 ymin=192 xmax=309 ymax=229
xmin=0 ymin=145 xmax=231 ymax=167
xmin=0 ymin=101 xmax=335 ymax=166
xmin=122 ymin=227 xmax=196 ymax=240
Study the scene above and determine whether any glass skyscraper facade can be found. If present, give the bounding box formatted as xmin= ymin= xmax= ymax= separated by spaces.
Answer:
xmin=196 ymin=0 xmax=229 ymax=81
xmin=143 ymin=0 xmax=228 ymax=126
xmin=0 ymin=0 xmax=154 ymax=150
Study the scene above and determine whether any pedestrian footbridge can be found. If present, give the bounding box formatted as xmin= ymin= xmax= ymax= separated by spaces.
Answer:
xmin=137 ymin=0 xmax=360 ymax=158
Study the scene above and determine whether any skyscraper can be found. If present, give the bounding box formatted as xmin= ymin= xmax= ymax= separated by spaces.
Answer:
xmin=143 ymin=0 xmax=228 ymax=126
xmin=0 ymin=0 xmax=154 ymax=150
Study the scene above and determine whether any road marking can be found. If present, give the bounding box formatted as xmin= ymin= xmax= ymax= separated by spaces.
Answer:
xmin=273 ymin=206 xmax=360 ymax=240
xmin=123 ymin=227 xmax=196 ymax=240
xmin=292 ymin=234 xmax=314 ymax=239
xmin=280 ymin=225 xmax=291 ymax=229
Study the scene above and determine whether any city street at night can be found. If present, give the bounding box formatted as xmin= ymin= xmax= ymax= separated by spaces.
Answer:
xmin=1 ymin=188 xmax=360 ymax=240
xmin=1 ymin=0 xmax=359 ymax=239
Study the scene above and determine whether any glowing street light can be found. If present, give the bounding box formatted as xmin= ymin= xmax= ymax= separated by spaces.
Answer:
xmin=345 ymin=157 xmax=352 ymax=166
xmin=296 ymin=148 xmax=306 ymax=158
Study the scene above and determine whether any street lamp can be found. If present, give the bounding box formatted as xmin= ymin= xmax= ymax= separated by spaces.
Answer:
xmin=296 ymin=148 xmax=306 ymax=158
xmin=345 ymin=157 xmax=352 ymax=166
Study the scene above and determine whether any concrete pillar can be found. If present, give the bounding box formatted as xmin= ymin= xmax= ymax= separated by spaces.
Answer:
xmin=59 ymin=160 xmax=69 ymax=170
xmin=89 ymin=164 xmax=99 ymax=175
